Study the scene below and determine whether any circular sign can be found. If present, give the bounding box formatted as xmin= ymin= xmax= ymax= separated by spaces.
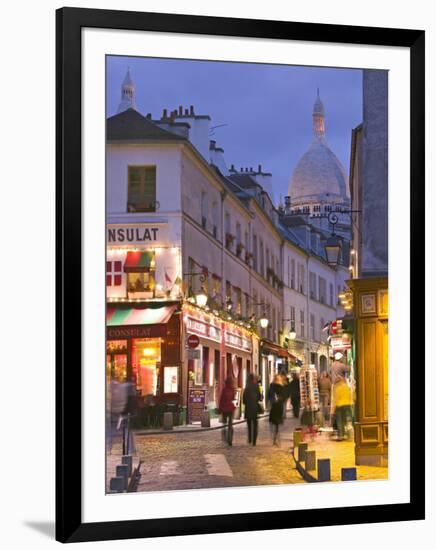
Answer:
xmin=187 ymin=334 xmax=200 ymax=349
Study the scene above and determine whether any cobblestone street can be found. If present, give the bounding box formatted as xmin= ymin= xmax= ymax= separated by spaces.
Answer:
xmin=131 ymin=416 xmax=304 ymax=492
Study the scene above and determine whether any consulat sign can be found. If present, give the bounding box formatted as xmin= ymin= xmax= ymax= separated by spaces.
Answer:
xmin=107 ymin=224 xmax=169 ymax=246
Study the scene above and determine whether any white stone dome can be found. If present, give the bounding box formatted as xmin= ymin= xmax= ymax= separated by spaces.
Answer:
xmin=288 ymin=91 xmax=349 ymax=204
xmin=288 ymin=138 xmax=348 ymax=202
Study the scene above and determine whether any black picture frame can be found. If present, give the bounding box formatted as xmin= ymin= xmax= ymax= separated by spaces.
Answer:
xmin=56 ymin=7 xmax=425 ymax=543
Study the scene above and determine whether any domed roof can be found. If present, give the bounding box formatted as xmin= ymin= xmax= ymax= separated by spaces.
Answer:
xmin=288 ymin=138 xmax=348 ymax=201
xmin=288 ymin=91 xmax=349 ymax=203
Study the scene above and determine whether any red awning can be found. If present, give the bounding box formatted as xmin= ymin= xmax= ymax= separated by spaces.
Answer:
xmin=261 ymin=340 xmax=296 ymax=359
xmin=107 ymin=304 xmax=177 ymax=326
xmin=123 ymin=251 xmax=153 ymax=273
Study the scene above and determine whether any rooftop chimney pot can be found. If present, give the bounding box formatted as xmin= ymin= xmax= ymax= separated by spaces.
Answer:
xmin=190 ymin=105 xmax=194 ymax=115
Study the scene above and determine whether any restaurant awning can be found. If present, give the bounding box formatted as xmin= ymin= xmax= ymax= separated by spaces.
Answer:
xmin=261 ymin=339 xmax=296 ymax=360
xmin=107 ymin=304 xmax=177 ymax=326
xmin=123 ymin=251 xmax=153 ymax=272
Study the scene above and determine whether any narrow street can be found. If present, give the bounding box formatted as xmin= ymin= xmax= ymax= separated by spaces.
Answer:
xmin=133 ymin=416 xmax=304 ymax=492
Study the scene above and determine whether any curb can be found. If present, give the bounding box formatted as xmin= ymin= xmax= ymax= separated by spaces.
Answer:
xmin=134 ymin=413 xmax=270 ymax=436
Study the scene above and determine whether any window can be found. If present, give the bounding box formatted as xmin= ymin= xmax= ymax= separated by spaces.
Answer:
xmin=235 ymin=287 xmax=242 ymax=315
xmin=310 ymin=313 xmax=315 ymax=340
xmin=320 ymin=317 xmax=325 ymax=341
xmin=127 ymin=271 xmax=155 ymax=294
xmin=313 ymin=204 xmax=321 ymax=212
xmin=290 ymin=258 xmax=295 ymax=289
xmin=212 ymin=201 xmax=218 ymax=238
xmin=300 ymin=310 xmax=305 ymax=338
xmin=212 ymin=275 xmax=221 ymax=302
xmin=319 ymin=277 xmax=327 ymax=304
xmin=106 ymin=260 xmax=122 ymax=286
xmin=200 ymin=191 xmax=207 ymax=229
xmin=244 ymin=293 xmax=250 ymax=317
xmin=329 ymin=283 xmax=334 ymax=306
xmin=226 ymin=281 xmax=232 ymax=303
xmin=298 ymin=264 xmax=305 ymax=294
xmin=225 ymin=211 xmax=230 ymax=234
xmin=260 ymin=240 xmax=265 ymax=276
xmin=127 ymin=166 xmax=156 ymax=212
xmin=309 ymin=271 xmax=317 ymax=300
xmin=252 ymin=234 xmax=258 ymax=270
xmin=290 ymin=306 xmax=296 ymax=331
xmin=163 ymin=366 xmax=179 ymax=394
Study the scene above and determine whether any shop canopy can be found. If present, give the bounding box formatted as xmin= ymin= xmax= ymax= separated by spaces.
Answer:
xmin=107 ymin=304 xmax=177 ymax=326
xmin=123 ymin=251 xmax=154 ymax=272
xmin=261 ymin=340 xmax=297 ymax=360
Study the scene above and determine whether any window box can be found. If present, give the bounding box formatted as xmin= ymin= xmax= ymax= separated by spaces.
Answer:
xmin=225 ymin=233 xmax=235 ymax=248
xmin=236 ymin=243 xmax=244 ymax=257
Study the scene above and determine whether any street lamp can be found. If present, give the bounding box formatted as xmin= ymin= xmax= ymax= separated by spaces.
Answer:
xmin=195 ymin=286 xmax=208 ymax=308
xmin=289 ymin=329 xmax=297 ymax=340
xmin=324 ymin=234 xmax=342 ymax=268
xmin=259 ymin=316 xmax=269 ymax=329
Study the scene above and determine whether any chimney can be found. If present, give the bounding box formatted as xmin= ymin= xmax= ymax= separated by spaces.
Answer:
xmin=190 ymin=105 xmax=194 ymax=115
xmin=210 ymin=140 xmax=216 ymax=150
xmin=258 ymin=164 xmax=262 ymax=173
xmin=284 ymin=196 xmax=292 ymax=214
xmin=185 ymin=108 xmax=189 ymax=115
xmin=179 ymin=105 xmax=183 ymax=116
xmin=230 ymin=164 xmax=236 ymax=172
xmin=250 ymin=167 xmax=253 ymax=172
xmin=146 ymin=113 xmax=152 ymax=119
xmin=162 ymin=108 xmax=167 ymax=119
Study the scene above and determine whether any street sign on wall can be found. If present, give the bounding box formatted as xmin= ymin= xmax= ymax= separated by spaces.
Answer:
xmin=187 ymin=334 xmax=200 ymax=349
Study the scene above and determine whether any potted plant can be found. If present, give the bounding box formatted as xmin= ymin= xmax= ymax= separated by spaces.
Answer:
xmin=236 ymin=242 xmax=244 ymax=257
xmin=225 ymin=233 xmax=235 ymax=248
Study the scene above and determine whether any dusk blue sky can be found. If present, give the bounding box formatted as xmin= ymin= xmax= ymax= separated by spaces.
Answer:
xmin=107 ymin=56 xmax=363 ymax=202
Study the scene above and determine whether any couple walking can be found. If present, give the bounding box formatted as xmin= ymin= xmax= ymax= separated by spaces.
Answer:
xmin=218 ymin=373 xmax=263 ymax=446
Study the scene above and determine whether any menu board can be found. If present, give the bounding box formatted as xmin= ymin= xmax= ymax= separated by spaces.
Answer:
xmin=188 ymin=388 xmax=206 ymax=423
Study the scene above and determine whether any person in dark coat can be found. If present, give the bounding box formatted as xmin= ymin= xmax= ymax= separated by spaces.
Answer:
xmin=289 ymin=372 xmax=301 ymax=420
xmin=243 ymin=373 xmax=262 ymax=446
xmin=218 ymin=377 xmax=236 ymax=446
xmin=268 ymin=374 xmax=285 ymax=445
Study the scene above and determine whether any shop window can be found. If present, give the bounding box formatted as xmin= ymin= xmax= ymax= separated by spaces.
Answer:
xmin=132 ymin=338 xmax=161 ymax=397
xmin=106 ymin=260 xmax=122 ymax=286
xmin=127 ymin=165 xmax=157 ymax=213
xmin=163 ymin=366 xmax=179 ymax=394
xmin=127 ymin=271 xmax=155 ymax=294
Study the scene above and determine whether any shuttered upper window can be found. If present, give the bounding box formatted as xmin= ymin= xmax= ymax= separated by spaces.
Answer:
xmin=127 ymin=166 xmax=157 ymax=213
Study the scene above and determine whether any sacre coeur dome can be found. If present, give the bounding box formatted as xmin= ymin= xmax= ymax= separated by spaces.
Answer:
xmin=288 ymin=91 xmax=349 ymax=203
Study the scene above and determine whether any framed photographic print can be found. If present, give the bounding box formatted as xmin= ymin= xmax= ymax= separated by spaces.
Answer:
xmin=56 ymin=7 xmax=425 ymax=543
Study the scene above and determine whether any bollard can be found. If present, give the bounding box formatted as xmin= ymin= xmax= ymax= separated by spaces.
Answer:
xmin=201 ymin=410 xmax=211 ymax=428
xmin=163 ymin=412 xmax=173 ymax=431
xmin=116 ymin=464 xmax=129 ymax=491
xmin=122 ymin=455 xmax=133 ymax=478
xmin=317 ymin=458 xmax=331 ymax=482
xmin=305 ymin=450 xmax=316 ymax=471
xmin=109 ymin=476 xmax=125 ymax=493
xmin=293 ymin=430 xmax=302 ymax=447
xmin=297 ymin=443 xmax=308 ymax=462
xmin=341 ymin=467 xmax=357 ymax=481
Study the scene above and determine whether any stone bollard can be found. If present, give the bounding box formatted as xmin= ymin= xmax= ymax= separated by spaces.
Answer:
xmin=163 ymin=412 xmax=173 ymax=431
xmin=109 ymin=476 xmax=125 ymax=493
xmin=317 ymin=458 xmax=331 ymax=482
xmin=293 ymin=430 xmax=302 ymax=447
xmin=116 ymin=464 xmax=129 ymax=491
xmin=305 ymin=450 xmax=316 ymax=471
xmin=201 ymin=410 xmax=211 ymax=428
xmin=122 ymin=455 xmax=133 ymax=478
xmin=297 ymin=443 xmax=308 ymax=462
xmin=341 ymin=467 xmax=357 ymax=481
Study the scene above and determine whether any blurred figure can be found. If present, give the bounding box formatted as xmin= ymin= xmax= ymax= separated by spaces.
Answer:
xmin=333 ymin=376 xmax=354 ymax=441
xmin=281 ymin=373 xmax=291 ymax=416
xmin=319 ymin=371 xmax=332 ymax=410
xmin=331 ymin=353 xmax=350 ymax=384
xmin=243 ymin=373 xmax=262 ymax=446
xmin=219 ymin=377 xmax=236 ymax=446
xmin=289 ymin=371 xmax=301 ymax=420
xmin=268 ymin=374 xmax=285 ymax=445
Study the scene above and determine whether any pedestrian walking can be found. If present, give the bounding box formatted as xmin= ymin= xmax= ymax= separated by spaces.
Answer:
xmin=268 ymin=374 xmax=285 ymax=445
xmin=319 ymin=371 xmax=332 ymax=418
xmin=332 ymin=375 xmax=354 ymax=441
xmin=289 ymin=371 xmax=301 ymax=420
xmin=280 ymin=373 xmax=291 ymax=416
xmin=218 ymin=377 xmax=236 ymax=446
xmin=243 ymin=373 xmax=262 ymax=446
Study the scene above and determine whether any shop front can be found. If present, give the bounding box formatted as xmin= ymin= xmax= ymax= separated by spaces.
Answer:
xmin=106 ymin=303 xmax=183 ymax=406
xmin=183 ymin=303 xmax=255 ymax=419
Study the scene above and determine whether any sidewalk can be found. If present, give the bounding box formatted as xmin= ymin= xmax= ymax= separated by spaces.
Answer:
xmin=293 ymin=429 xmax=388 ymax=482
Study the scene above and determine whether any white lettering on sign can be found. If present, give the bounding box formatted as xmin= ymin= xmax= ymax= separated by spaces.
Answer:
xmin=107 ymin=224 xmax=169 ymax=246
xmin=186 ymin=317 xmax=221 ymax=343
xmin=225 ymin=330 xmax=252 ymax=352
